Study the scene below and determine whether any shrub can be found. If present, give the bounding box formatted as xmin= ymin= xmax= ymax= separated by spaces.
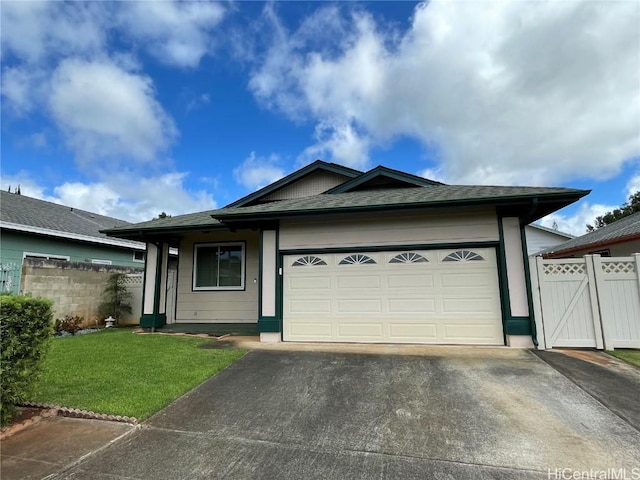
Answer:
xmin=0 ymin=294 xmax=53 ymax=425
xmin=98 ymin=273 xmax=133 ymax=324
xmin=54 ymin=315 xmax=84 ymax=336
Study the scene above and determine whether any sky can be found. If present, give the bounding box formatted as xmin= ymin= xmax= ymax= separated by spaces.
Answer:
xmin=1 ymin=0 xmax=639 ymax=236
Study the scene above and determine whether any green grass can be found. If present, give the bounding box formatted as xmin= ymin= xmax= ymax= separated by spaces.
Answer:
xmin=607 ymin=349 xmax=640 ymax=368
xmin=31 ymin=329 xmax=247 ymax=421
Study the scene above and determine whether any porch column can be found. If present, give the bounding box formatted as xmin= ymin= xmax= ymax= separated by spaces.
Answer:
xmin=140 ymin=242 xmax=169 ymax=329
xmin=259 ymin=229 xmax=280 ymax=342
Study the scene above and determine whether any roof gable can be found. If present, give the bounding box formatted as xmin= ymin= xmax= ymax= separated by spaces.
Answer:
xmin=226 ymin=160 xmax=362 ymax=208
xmin=326 ymin=166 xmax=443 ymax=194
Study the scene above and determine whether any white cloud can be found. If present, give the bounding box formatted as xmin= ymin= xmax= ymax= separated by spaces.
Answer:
xmin=0 ymin=1 xmax=107 ymax=63
xmin=233 ymin=152 xmax=285 ymax=190
xmin=0 ymin=67 xmax=45 ymax=114
xmin=250 ymin=1 xmax=640 ymax=185
xmin=117 ymin=1 xmax=226 ymax=68
xmin=1 ymin=171 xmax=217 ymax=223
xmin=539 ymin=202 xmax=618 ymax=236
xmin=626 ymin=173 xmax=640 ymax=198
xmin=0 ymin=171 xmax=47 ymax=198
xmin=49 ymin=58 xmax=177 ymax=164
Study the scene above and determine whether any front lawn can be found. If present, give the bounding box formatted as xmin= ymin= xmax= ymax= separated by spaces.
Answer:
xmin=31 ymin=329 xmax=246 ymax=420
xmin=607 ymin=349 xmax=640 ymax=368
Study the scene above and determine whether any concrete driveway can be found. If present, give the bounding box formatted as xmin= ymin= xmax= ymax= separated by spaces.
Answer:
xmin=53 ymin=348 xmax=640 ymax=479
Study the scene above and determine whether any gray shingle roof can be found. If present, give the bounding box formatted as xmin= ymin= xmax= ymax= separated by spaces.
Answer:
xmin=0 ymin=191 xmax=142 ymax=247
xmin=215 ymin=185 xmax=585 ymax=218
xmin=540 ymin=211 xmax=640 ymax=256
xmin=104 ymin=184 xmax=587 ymax=237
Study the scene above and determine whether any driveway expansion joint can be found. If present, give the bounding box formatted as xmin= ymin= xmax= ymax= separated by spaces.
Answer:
xmin=144 ymin=425 xmax=547 ymax=475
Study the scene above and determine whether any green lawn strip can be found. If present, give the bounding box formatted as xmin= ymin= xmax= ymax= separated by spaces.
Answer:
xmin=607 ymin=349 xmax=640 ymax=369
xmin=30 ymin=329 xmax=247 ymax=420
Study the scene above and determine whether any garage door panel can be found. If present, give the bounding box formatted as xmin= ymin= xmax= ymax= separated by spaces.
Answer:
xmin=338 ymin=323 xmax=384 ymax=338
xmin=440 ymin=272 xmax=496 ymax=288
xmin=388 ymin=298 xmax=436 ymax=313
xmin=389 ymin=323 xmax=438 ymax=340
xmin=289 ymin=322 xmax=333 ymax=338
xmin=284 ymin=248 xmax=503 ymax=345
xmin=288 ymin=299 xmax=331 ymax=314
xmin=387 ymin=274 xmax=433 ymax=288
xmin=337 ymin=275 xmax=381 ymax=289
xmin=442 ymin=297 xmax=499 ymax=314
xmin=337 ymin=299 xmax=382 ymax=313
xmin=288 ymin=276 xmax=332 ymax=290
xmin=443 ymin=324 xmax=504 ymax=343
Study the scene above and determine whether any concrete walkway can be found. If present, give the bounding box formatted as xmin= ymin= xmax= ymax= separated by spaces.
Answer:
xmin=534 ymin=349 xmax=640 ymax=431
xmin=0 ymin=416 xmax=134 ymax=480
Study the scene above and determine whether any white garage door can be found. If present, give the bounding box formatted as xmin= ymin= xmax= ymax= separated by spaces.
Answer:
xmin=283 ymin=248 xmax=504 ymax=345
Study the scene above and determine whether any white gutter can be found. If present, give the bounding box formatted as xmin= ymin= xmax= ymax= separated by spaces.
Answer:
xmin=0 ymin=221 xmax=145 ymax=250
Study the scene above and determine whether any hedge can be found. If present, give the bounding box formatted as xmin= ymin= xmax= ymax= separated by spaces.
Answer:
xmin=1 ymin=294 xmax=53 ymax=426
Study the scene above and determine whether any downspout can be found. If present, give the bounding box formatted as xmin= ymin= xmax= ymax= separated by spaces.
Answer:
xmin=521 ymin=199 xmax=539 ymax=346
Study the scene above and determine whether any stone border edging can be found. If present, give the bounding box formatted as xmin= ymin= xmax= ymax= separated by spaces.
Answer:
xmin=1 ymin=402 xmax=139 ymax=439
xmin=0 ymin=407 xmax=59 ymax=440
xmin=19 ymin=401 xmax=139 ymax=425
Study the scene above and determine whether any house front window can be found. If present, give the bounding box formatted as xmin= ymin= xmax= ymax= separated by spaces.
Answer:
xmin=193 ymin=242 xmax=245 ymax=290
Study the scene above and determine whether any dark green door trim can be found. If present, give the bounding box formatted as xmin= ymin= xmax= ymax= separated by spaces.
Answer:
xmin=280 ymin=241 xmax=500 ymax=256
xmin=140 ymin=242 xmax=167 ymax=329
xmin=520 ymin=223 xmax=538 ymax=345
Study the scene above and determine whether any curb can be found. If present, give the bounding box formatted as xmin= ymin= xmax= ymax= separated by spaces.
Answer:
xmin=1 ymin=402 xmax=139 ymax=440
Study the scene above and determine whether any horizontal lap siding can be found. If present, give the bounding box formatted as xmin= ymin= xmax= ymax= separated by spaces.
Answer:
xmin=176 ymin=232 xmax=259 ymax=323
xmin=280 ymin=208 xmax=499 ymax=250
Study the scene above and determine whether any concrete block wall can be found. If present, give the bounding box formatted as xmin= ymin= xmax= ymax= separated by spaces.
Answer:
xmin=21 ymin=258 xmax=143 ymax=326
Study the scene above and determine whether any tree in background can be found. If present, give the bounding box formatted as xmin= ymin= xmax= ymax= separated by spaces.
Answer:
xmin=98 ymin=273 xmax=133 ymax=324
xmin=587 ymin=191 xmax=640 ymax=232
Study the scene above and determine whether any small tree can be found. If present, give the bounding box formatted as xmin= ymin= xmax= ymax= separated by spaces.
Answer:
xmin=98 ymin=273 xmax=133 ymax=324
xmin=587 ymin=191 xmax=640 ymax=231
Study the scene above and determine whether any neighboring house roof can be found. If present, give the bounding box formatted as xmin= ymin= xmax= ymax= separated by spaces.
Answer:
xmin=540 ymin=211 xmax=640 ymax=258
xmin=0 ymin=191 xmax=144 ymax=250
xmin=105 ymin=183 xmax=589 ymax=240
xmin=527 ymin=223 xmax=574 ymax=239
xmin=226 ymin=160 xmax=363 ymax=208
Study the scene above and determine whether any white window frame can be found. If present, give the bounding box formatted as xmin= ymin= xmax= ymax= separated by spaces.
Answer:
xmin=193 ymin=242 xmax=245 ymax=291
xmin=91 ymin=259 xmax=113 ymax=265
xmin=132 ymin=251 xmax=145 ymax=263
xmin=23 ymin=252 xmax=70 ymax=261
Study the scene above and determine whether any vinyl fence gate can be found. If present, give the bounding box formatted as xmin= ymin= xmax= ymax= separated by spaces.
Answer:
xmin=530 ymin=254 xmax=640 ymax=350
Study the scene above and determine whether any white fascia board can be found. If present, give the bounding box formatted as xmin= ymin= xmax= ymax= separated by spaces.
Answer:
xmin=0 ymin=221 xmax=145 ymax=250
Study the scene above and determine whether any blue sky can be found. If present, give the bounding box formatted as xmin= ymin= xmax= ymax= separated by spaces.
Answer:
xmin=1 ymin=0 xmax=639 ymax=235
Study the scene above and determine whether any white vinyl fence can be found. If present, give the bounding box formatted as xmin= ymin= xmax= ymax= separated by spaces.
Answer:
xmin=530 ymin=254 xmax=640 ymax=350
xmin=124 ymin=270 xmax=177 ymax=325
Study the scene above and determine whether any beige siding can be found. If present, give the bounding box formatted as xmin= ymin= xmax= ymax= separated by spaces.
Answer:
xmin=503 ymin=217 xmax=529 ymax=317
xmin=280 ymin=208 xmax=499 ymax=250
xmin=176 ymin=231 xmax=259 ymax=323
xmin=262 ymin=171 xmax=350 ymax=201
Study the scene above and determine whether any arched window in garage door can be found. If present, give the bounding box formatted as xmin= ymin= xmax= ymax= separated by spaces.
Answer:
xmin=292 ymin=256 xmax=327 ymax=266
xmin=339 ymin=254 xmax=376 ymax=265
xmin=443 ymin=250 xmax=485 ymax=262
xmin=389 ymin=252 xmax=429 ymax=264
